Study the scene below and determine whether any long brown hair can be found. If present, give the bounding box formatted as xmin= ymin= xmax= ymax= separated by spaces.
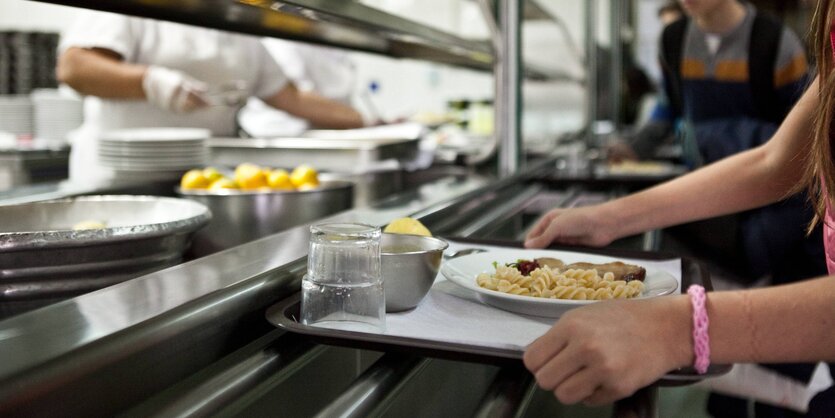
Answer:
xmin=805 ymin=0 xmax=835 ymax=231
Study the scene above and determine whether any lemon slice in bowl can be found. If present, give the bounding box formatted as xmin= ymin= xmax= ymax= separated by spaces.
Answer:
xmin=384 ymin=217 xmax=432 ymax=237
xmin=72 ymin=220 xmax=107 ymax=230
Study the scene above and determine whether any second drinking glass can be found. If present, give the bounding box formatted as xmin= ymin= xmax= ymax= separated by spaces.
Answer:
xmin=301 ymin=222 xmax=385 ymax=332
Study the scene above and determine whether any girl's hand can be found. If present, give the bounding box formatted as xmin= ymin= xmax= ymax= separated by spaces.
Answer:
xmin=524 ymin=206 xmax=615 ymax=249
xmin=523 ymin=296 xmax=692 ymax=405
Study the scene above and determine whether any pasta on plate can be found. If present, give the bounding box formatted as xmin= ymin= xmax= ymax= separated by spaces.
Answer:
xmin=476 ymin=263 xmax=645 ymax=301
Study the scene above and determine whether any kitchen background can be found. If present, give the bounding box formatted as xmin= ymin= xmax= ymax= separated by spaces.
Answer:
xmin=0 ymin=0 xmax=678 ymax=142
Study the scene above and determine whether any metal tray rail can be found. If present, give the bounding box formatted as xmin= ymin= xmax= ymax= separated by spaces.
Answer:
xmin=311 ymin=353 xmax=430 ymax=418
xmin=473 ymin=365 xmax=536 ymax=418
xmin=124 ymin=331 xmax=324 ymax=417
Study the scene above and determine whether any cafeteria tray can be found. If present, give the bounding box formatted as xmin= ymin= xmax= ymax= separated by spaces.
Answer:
xmin=266 ymin=238 xmax=731 ymax=382
xmin=209 ymin=137 xmax=419 ymax=173
xmin=208 ymin=124 xmax=423 ymax=173
xmin=535 ymin=161 xmax=688 ymax=190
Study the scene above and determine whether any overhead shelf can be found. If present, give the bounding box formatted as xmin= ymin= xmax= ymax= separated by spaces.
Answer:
xmin=32 ymin=0 xmax=570 ymax=81
xmin=33 ymin=0 xmax=493 ymax=71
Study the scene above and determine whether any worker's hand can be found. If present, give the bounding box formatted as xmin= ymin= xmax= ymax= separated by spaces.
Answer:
xmin=142 ymin=65 xmax=209 ymax=113
xmin=524 ymin=206 xmax=615 ymax=249
xmin=523 ymin=296 xmax=691 ymax=405
xmin=605 ymin=139 xmax=639 ymax=163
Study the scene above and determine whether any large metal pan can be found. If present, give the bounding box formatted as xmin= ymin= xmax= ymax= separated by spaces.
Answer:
xmin=177 ymin=180 xmax=353 ymax=256
xmin=0 ymin=195 xmax=210 ymax=316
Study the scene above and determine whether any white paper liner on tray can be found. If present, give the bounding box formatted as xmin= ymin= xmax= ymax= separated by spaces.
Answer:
xmin=322 ymin=240 xmax=683 ymax=354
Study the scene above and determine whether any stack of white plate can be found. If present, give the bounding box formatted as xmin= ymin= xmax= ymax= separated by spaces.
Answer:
xmin=98 ymin=128 xmax=210 ymax=181
xmin=0 ymin=95 xmax=33 ymax=136
xmin=32 ymin=89 xmax=83 ymax=144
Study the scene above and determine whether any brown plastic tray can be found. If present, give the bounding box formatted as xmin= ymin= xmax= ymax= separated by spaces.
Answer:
xmin=265 ymin=238 xmax=732 ymax=382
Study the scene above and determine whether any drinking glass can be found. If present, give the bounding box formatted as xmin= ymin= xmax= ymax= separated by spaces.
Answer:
xmin=301 ymin=222 xmax=385 ymax=332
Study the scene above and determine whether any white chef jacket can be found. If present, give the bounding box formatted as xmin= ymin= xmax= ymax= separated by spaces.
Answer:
xmin=59 ymin=11 xmax=289 ymax=182
xmin=238 ymin=38 xmax=356 ymax=137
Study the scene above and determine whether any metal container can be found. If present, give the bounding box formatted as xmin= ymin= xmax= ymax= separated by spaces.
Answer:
xmin=319 ymin=169 xmax=403 ymax=208
xmin=177 ymin=180 xmax=354 ymax=256
xmin=208 ymin=133 xmax=420 ymax=174
xmin=381 ymin=233 xmax=448 ymax=312
xmin=0 ymin=195 xmax=210 ymax=316
xmin=0 ymin=146 xmax=70 ymax=191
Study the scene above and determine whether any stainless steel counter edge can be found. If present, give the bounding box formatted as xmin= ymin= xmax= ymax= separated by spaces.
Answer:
xmin=0 ymin=175 xmax=490 ymax=382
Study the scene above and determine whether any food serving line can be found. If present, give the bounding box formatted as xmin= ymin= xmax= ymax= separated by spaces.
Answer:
xmin=0 ymin=159 xmax=727 ymax=417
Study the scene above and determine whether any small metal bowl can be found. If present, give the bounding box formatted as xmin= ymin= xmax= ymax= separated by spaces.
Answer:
xmin=381 ymin=233 xmax=448 ymax=312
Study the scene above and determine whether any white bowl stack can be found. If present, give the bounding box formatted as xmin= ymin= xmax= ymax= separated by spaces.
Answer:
xmin=31 ymin=89 xmax=83 ymax=144
xmin=0 ymin=95 xmax=33 ymax=136
xmin=98 ymin=128 xmax=210 ymax=182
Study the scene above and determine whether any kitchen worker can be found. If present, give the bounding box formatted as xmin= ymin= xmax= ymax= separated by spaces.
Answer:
xmin=610 ymin=0 xmax=809 ymax=165
xmin=238 ymin=38 xmax=359 ymax=137
xmin=56 ymin=10 xmax=366 ymax=183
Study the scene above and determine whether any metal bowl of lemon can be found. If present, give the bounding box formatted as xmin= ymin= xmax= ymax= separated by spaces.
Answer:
xmin=177 ymin=164 xmax=353 ymax=255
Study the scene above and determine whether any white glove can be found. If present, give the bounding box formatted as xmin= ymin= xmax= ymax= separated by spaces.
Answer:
xmin=142 ymin=65 xmax=209 ymax=113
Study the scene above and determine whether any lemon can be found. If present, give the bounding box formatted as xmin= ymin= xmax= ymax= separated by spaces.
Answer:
xmin=290 ymin=165 xmax=318 ymax=188
xmin=209 ymin=178 xmax=239 ymax=190
xmin=235 ymin=163 xmax=268 ymax=189
xmin=384 ymin=217 xmax=432 ymax=237
xmin=181 ymin=169 xmax=210 ymax=189
xmin=267 ymin=169 xmax=294 ymax=190
xmin=296 ymin=182 xmax=319 ymax=191
xmin=203 ymin=167 xmax=223 ymax=182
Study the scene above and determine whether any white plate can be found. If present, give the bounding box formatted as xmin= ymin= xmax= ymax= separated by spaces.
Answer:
xmin=100 ymin=128 xmax=210 ymax=142
xmin=441 ymin=249 xmax=679 ymax=318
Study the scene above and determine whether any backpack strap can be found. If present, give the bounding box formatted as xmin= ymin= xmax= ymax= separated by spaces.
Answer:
xmin=659 ymin=18 xmax=688 ymax=118
xmin=748 ymin=12 xmax=783 ymax=124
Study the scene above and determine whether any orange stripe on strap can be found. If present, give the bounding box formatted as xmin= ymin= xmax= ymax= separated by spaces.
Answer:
xmin=681 ymin=58 xmax=706 ymax=79
xmin=714 ymin=60 xmax=748 ymax=82
xmin=774 ymin=54 xmax=808 ymax=88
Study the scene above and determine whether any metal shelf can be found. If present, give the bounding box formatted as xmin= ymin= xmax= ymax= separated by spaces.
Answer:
xmin=33 ymin=0 xmax=494 ymax=72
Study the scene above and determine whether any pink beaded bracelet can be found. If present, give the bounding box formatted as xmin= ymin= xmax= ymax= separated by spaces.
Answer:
xmin=687 ymin=284 xmax=710 ymax=374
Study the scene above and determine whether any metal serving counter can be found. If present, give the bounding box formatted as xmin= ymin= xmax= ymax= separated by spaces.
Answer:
xmin=0 ymin=147 xmax=69 ymax=192
xmin=0 ymin=159 xmax=711 ymax=417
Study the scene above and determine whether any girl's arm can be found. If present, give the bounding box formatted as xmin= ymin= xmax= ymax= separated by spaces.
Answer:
xmin=523 ymin=275 xmax=835 ymax=405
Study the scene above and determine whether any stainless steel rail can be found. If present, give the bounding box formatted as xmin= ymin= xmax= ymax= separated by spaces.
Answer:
xmin=495 ymin=0 xmax=523 ymax=177
xmin=609 ymin=0 xmax=623 ymax=129
xmin=138 ymin=331 xmax=325 ymax=418
xmin=411 ymin=158 xmax=555 ymax=235
xmin=0 ymin=257 xmax=306 ymax=416
xmin=312 ymin=354 xmax=430 ymax=418
xmin=453 ymin=184 xmax=542 ymax=237
xmin=473 ymin=365 xmax=535 ymax=418
xmin=585 ymin=0 xmax=598 ymax=145
xmin=613 ymin=386 xmax=658 ymax=418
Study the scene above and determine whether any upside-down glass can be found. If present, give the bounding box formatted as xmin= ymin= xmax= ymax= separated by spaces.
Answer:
xmin=301 ymin=223 xmax=385 ymax=332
